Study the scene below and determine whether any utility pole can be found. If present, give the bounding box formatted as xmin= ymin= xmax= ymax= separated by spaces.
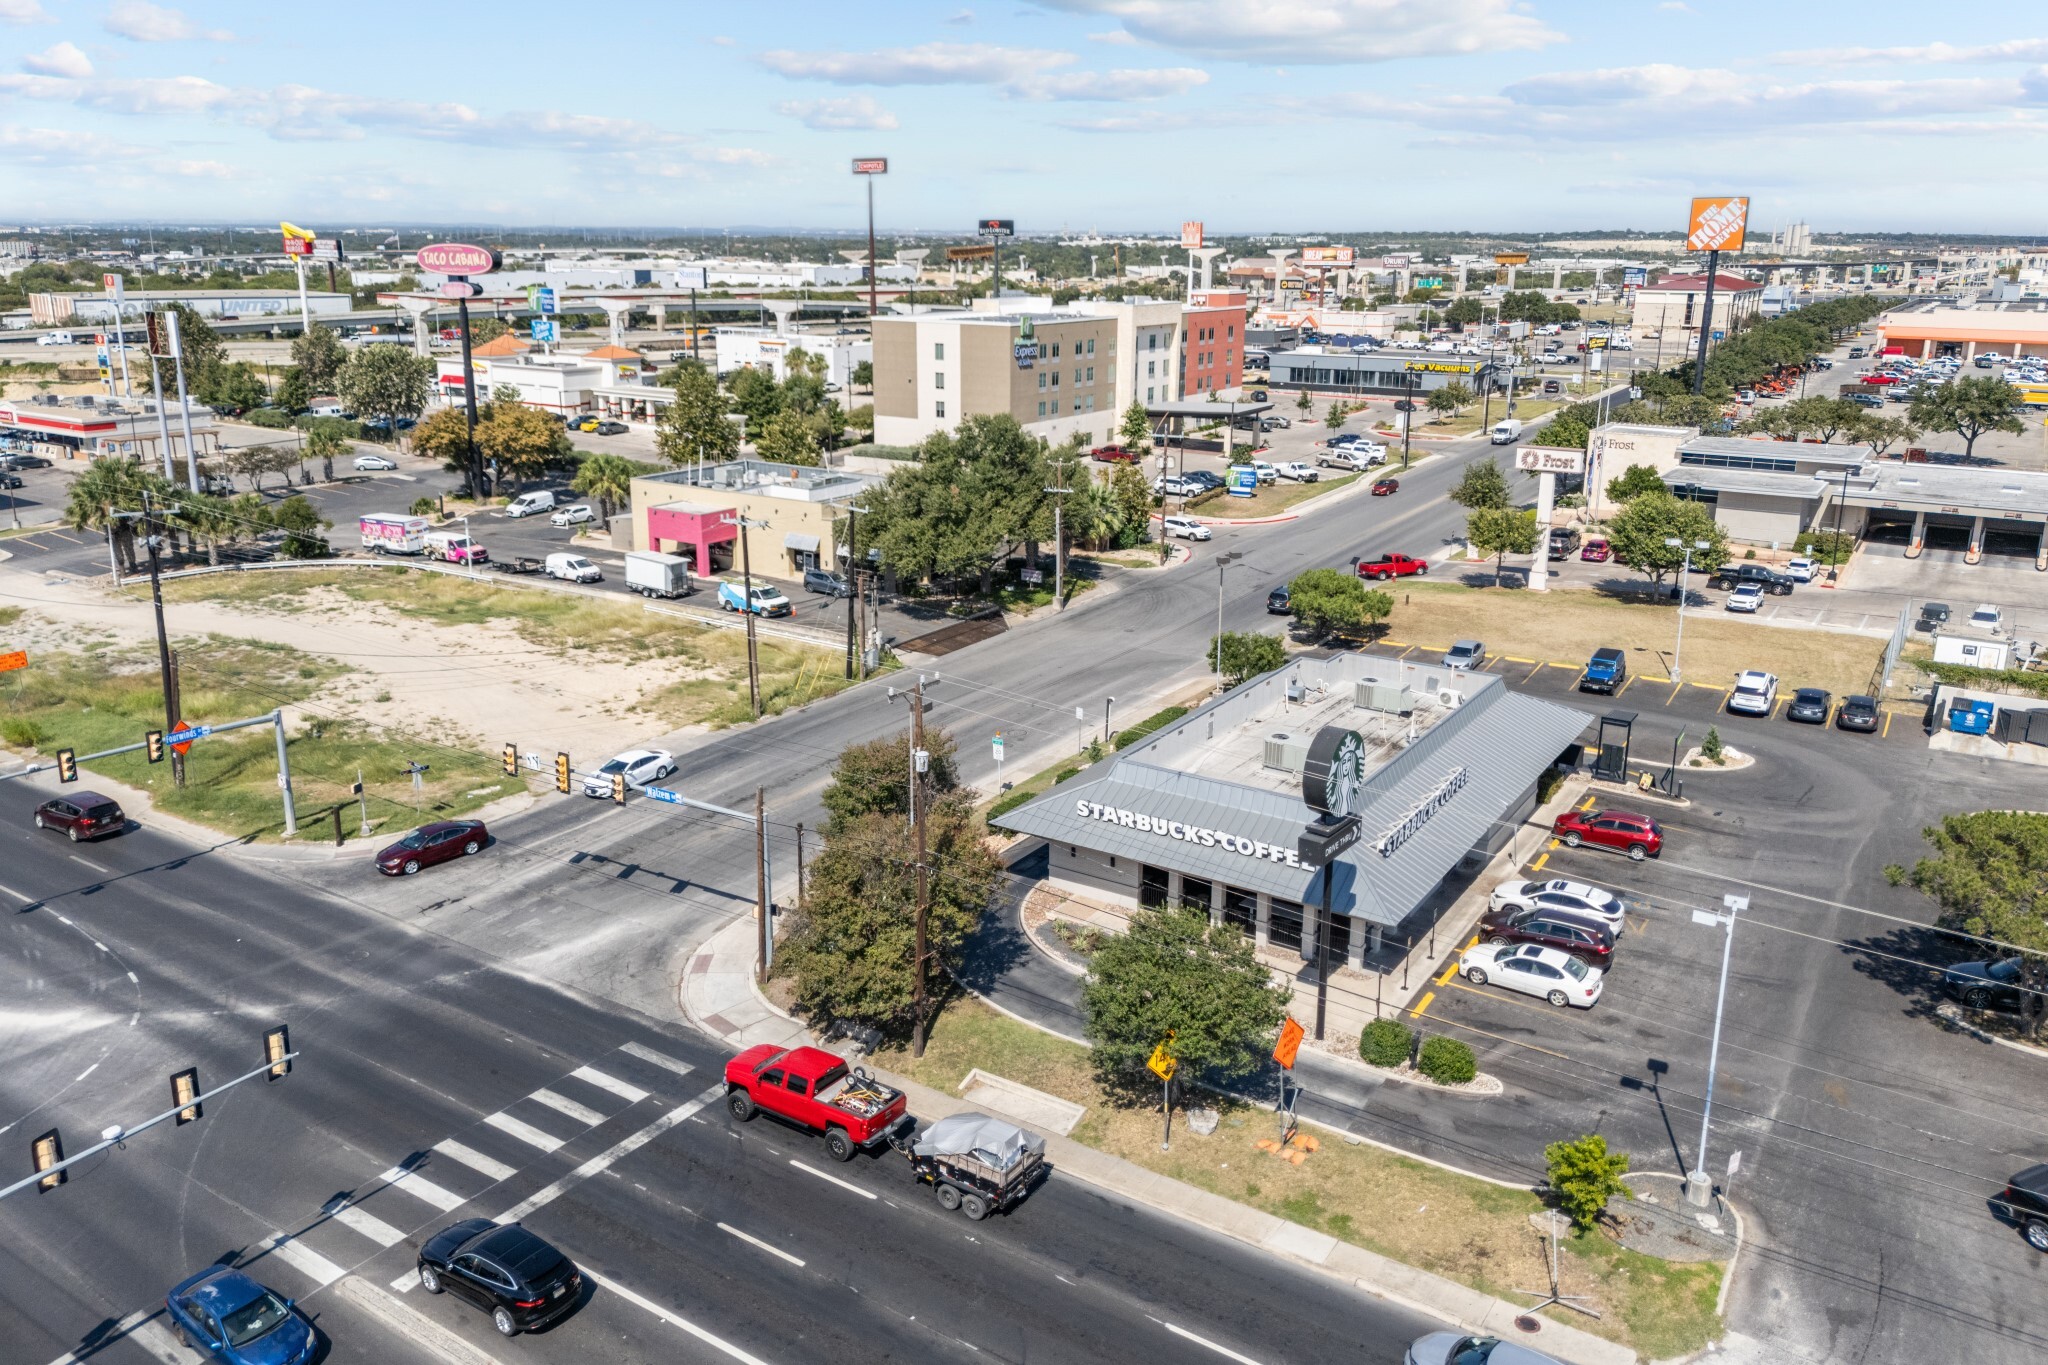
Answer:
xmin=910 ymin=676 xmax=931 ymax=1058
xmin=724 ymin=515 xmax=770 ymax=717
xmin=135 ymin=497 xmax=186 ymax=789
xmin=755 ymin=786 xmax=769 ymax=981
xmin=1044 ymin=455 xmax=1072 ymax=608
xmin=1687 ymin=894 xmax=1745 ymax=1207
xmin=844 ymin=503 xmax=867 ymax=680
xmin=1691 ymin=249 xmax=1721 ymax=396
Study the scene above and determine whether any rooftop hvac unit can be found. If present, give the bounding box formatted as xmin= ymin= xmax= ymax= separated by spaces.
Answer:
xmin=1355 ymin=681 xmax=1413 ymax=715
xmin=1439 ymin=689 xmax=1462 ymax=708
xmin=1263 ymin=731 xmax=1310 ymax=773
xmin=1286 ymin=679 xmax=1304 ymax=703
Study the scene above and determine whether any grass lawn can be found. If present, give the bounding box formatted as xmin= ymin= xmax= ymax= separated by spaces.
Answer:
xmin=872 ymin=997 xmax=1722 ymax=1360
xmin=0 ymin=637 xmax=512 ymax=842
xmin=1187 ymin=471 xmax=1361 ymax=520
xmin=1373 ymin=580 xmax=1883 ymax=696
xmin=1409 ymin=394 xmax=1578 ymax=437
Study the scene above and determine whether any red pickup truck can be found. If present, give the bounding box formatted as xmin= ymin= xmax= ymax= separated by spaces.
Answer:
xmin=1090 ymin=444 xmax=1138 ymax=463
xmin=724 ymin=1045 xmax=913 ymax=1161
xmin=1358 ymin=553 xmax=1429 ymax=581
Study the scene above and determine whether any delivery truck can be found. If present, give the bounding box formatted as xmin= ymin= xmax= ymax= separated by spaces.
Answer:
xmin=1489 ymin=418 xmax=1524 ymax=445
xmin=359 ymin=514 xmax=429 ymax=555
xmin=422 ymin=530 xmax=488 ymax=565
xmin=624 ymin=550 xmax=693 ymax=599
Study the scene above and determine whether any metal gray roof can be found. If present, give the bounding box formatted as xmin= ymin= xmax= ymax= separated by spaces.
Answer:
xmin=992 ymin=681 xmax=1592 ymax=928
xmin=1678 ymin=436 xmax=1873 ymax=466
xmin=1844 ymin=464 xmax=2048 ymax=519
xmin=1662 ymin=468 xmax=1832 ymax=499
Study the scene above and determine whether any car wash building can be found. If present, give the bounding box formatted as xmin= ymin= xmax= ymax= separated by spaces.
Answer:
xmin=990 ymin=653 xmax=1590 ymax=971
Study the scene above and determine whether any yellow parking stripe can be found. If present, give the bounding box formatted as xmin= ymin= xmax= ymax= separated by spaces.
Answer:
xmin=1436 ymin=935 xmax=1479 ymax=986
xmin=1882 ymin=710 xmax=1894 ymax=738
xmin=1637 ymin=675 xmax=1671 ymax=684
xmin=1578 ymin=795 xmax=1596 ymax=811
xmin=1689 ymin=681 xmax=1722 ymax=691
xmin=1530 ymin=852 xmax=1549 ymax=872
xmin=1410 ymin=990 xmax=1436 ymax=1018
xmin=1615 ymin=675 xmax=1637 ymax=697
xmin=1398 ymin=644 xmax=1417 ymax=658
xmin=1665 ymin=682 xmax=1684 ymax=706
xmin=1502 ymin=656 xmax=1537 ymax=664
xmin=1521 ymin=660 xmax=1544 ymax=683
xmin=1546 ymin=660 xmax=1578 ymax=671
xmin=1382 ymin=639 xmax=1410 ymax=648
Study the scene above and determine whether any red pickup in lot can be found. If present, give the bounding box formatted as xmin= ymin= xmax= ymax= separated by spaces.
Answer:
xmin=1090 ymin=444 xmax=1137 ymax=462
xmin=724 ymin=1045 xmax=914 ymax=1160
xmin=1357 ymin=553 xmax=1429 ymax=581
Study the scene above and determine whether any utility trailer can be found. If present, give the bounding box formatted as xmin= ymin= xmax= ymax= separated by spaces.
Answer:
xmin=903 ymin=1112 xmax=1047 ymax=1221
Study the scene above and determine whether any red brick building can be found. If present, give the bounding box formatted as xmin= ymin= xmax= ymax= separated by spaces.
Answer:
xmin=1181 ymin=290 xmax=1249 ymax=396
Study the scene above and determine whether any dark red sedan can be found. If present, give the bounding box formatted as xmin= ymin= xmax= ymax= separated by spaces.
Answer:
xmin=376 ymin=819 xmax=489 ymax=875
xmin=1371 ymin=478 xmax=1399 ymax=496
xmin=1553 ymin=808 xmax=1662 ymax=861
xmin=35 ymin=792 xmax=126 ymax=842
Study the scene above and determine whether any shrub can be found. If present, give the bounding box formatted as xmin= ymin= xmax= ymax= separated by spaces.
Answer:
xmin=245 ymin=407 xmax=292 ymax=429
xmin=1545 ymin=1133 xmax=1632 ymax=1230
xmin=1701 ymin=726 xmax=1725 ymax=761
xmin=1360 ymin=1017 xmax=1414 ymax=1067
xmin=1417 ymin=1035 xmax=1477 ymax=1085
xmin=1 ymin=717 xmax=48 ymax=748
xmin=409 ymin=496 xmax=438 ymax=518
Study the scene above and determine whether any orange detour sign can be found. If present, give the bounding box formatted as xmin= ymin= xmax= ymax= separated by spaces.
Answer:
xmin=0 ymin=651 xmax=26 ymax=673
xmin=1273 ymin=1017 xmax=1305 ymax=1070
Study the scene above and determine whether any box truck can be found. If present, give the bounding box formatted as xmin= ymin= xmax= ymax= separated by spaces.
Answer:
xmin=423 ymin=530 xmax=489 ymax=564
xmin=359 ymin=514 xmax=429 ymax=555
xmin=624 ymin=550 xmax=693 ymax=599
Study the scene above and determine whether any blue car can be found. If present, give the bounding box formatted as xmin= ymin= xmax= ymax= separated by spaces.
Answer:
xmin=165 ymin=1267 xmax=316 ymax=1365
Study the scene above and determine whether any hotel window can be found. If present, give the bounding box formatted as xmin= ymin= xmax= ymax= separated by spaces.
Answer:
xmin=935 ymin=401 xmax=946 ymax=418
xmin=933 ymin=371 xmax=945 ymax=390
xmin=1038 ymin=400 xmax=1047 ymax=416
xmin=1146 ymin=385 xmax=1154 ymax=402
xmin=1148 ymin=333 xmax=1159 ymax=350
xmin=1086 ymin=366 xmax=1095 ymax=383
xmin=1084 ymin=395 xmax=1095 ymax=411
xmin=1227 ymin=324 xmax=1236 ymax=338
xmin=1086 ymin=338 xmax=1096 ymax=356
xmin=1038 ymin=372 xmax=1047 ymax=391
xmin=934 ymin=342 xmax=944 ymax=360
xmin=1052 ymin=342 xmax=1062 ymax=359
xmin=1051 ymin=371 xmax=1060 ymax=388
xmin=1051 ymin=399 xmax=1061 ymax=415
xmin=1147 ymin=361 xmax=1156 ymax=378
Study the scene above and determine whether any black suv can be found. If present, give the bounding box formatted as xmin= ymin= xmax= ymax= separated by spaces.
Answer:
xmin=417 ymin=1219 xmax=582 ymax=1337
xmin=1944 ymin=957 xmax=2029 ymax=1013
xmin=1708 ymin=563 xmax=1794 ymax=595
xmin=1993 ymin=1164 xmax=2048 ymax=1252
xmin=1547 ymin=528 xmax=1581 ymax=560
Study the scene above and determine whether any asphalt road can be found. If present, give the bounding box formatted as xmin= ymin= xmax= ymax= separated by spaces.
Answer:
xmin=0 ymin=780 xmax=1444 ymax=1365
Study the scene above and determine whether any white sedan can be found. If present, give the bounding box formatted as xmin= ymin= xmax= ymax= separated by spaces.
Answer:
xmin=353 ymin=454 xmax=398 ymax=472
xmin=1489 ymin=877 xmax=1628 ymax=934
xmin=583 ymin=748 xmax=676 ymax=798
xmin=1459 ymin=942 xmax=1604 ymax=1009
xmin=551 ymin=504 xmax=596 ymax=527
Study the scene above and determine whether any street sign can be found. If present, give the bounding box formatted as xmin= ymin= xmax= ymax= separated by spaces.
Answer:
xmin=1228 ymin=466 xmax=1258 ymax=498
xmin=1712 ymin=330 xmax=1726 ymax=341
xmin=1181 ymin=221 xmax=1205 ymax=250
xmin=416 ymin=242 xmax=500 ymax=276
xmin=309 ymin=238 xmax=342 ymax=263
xmin=1515 ymin=446 xmax=1587 ymax=475
xmin=0 ymin=652 xmax=26 ymax=673
xmin=166 ymin=723 xmax=211 ymax=756
xmin=852 ymin=157 xmax=889 ymax=175
xmin=1685 ymin=195 xmax=1750 ymax=253
xmin=978 ymin=218 xmax=1015 ymax=237
xmin=537 ymin=287 xmax=556 ymax=315
xmin=1727 ymin=1150 xmax=1743 ymax=1177
xmin=1273 ymin=1017 xmax=1305 ymax=1070
xmin=992 ymin=733 xmax=1004 ymax=762
xmin=1146 ymin=1039 xmax=1177 ymax=1081
xmin=282 ymin=237 xmax=314 ymax=257
xmin=644 ymin=785 xmax=685 ymax=805
xmin=530 ymin=320 xmax=558 ymax=344
xmin=1020 ymin=567 xmax=1043 ymax=584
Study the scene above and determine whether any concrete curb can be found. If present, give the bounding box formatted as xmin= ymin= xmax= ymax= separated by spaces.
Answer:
xmin=1935 ymin=1001 xmax=2048 ymax=1059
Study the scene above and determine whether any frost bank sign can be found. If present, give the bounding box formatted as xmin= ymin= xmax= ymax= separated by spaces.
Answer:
xmin=1074 ymin=799 xmax=1311 ymax=868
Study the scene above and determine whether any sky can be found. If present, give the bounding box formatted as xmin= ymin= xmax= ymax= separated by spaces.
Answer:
xmin=1 ymin=1 xmax=2043 ymax=234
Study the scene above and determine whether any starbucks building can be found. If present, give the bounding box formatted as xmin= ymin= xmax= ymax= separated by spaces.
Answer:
xmin=991 ymin=652 xmax=1591 ymax=968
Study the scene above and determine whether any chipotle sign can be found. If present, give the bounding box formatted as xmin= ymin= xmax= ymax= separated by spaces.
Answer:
xmin=415 ymin=242 xmax=500 ymax=276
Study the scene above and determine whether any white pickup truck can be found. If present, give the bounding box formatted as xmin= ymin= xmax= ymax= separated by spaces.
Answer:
xmin=1316 ymin=442 xmax=1387 ymax=470
xmin=1273 ymin=461 xmax=1320 ymax=483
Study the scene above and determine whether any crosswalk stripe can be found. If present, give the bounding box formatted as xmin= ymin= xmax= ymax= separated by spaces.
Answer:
xmin=484 ymin=1110 xmax=566 ymax=1153
xmin=377 ymin=1165 xmax=468 ymax=1212
xmin=434 ymin=1138 xmax=518 ymax=1182
xmin=262 ymin=1231 xmax=346 ymax=1287
xmin=620 ymin=1041 xmax=694 ymax=1076
xmin=390 ymin=1270 xmax=419 ymax=1294
xmin=332 ymin=1205 xmax=407 ymax=1247
xmin=530 ymin=1087 xmax=607 ymax=1126
xmin=573 ymin=1065 xmax=650 ymax=1103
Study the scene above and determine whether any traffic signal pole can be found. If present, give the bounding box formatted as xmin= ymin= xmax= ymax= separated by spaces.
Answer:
xmin=133 ymin=498 xmax=185 ymax=789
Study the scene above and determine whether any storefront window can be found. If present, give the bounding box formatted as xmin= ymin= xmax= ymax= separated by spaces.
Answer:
xmin=1140 ymin=865 xmax=1170 ymax=910
xmin=1269 ymin=899 xmax=1304 ymax=954
xmin=1179 ymin=876 xmax=1213 ymax=916
xmin=1223 ymin=886 xmax=1257 ymax=935
xmin=1325 ymin=912 xmax=1352 ymax=963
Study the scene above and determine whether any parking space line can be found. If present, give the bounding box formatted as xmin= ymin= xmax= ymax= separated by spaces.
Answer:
xmin=1637 ymin=674 xmax=1670 ymax=684
xmin=1615 ymin=675 xmax=1637 ymax=697
xmin=1398 ymin=645 xmax=1416 ymax=658
xmin=1882 ymin=710 xmax=1895 ymax=738
xmin=1410 ymin=990 xmax=1436 ymax=1017
xmin=1501 ymin=655 xmax=1536 ymax=664
xmin=1577 ymin=795 xmax=1596 ymax=811
xmin=44 ymin=530 xmax=80 ymax=544
xmin=1545 ymin=660 xmax=1578 ymax=671
xmin=1382 ymin=639 xmax=1410 ymax=648
xmin=1664 ymin=682 xmax=1683 ymax=706
xmin=1529 ymin=852 xmax=1549 ymax=872
xmin=1521 ymin=660 xmax=1544 ymax=683
xmin=1435 ymin=936 xmax=1477 ymax=986
xmin=1717 ymin=686 xmax=1735 ymax=710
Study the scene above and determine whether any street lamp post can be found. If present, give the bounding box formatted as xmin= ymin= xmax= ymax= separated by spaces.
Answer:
xmin=1664 ymin=535 xmax=1710 ymax=683
xmin=1213 ymin=550 xmax=1243 ymax=675
xmin=1687 ymin=894 xmax=1747 ymax=1207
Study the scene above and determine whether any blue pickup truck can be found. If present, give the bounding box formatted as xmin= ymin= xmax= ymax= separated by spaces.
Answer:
xmin=1580 ymin=647 xmax=1628 ymax=695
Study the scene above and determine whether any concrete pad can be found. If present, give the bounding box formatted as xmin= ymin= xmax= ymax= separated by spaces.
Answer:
xmin=957 ymin=1068 xmax=1087 ymax=1135
xmin=1261 ymin=1220 xmax=1339 ymax=1264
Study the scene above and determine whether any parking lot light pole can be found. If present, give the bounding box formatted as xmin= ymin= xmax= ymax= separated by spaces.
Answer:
xmin=1664 ymin=536 xmax=1709 ymax=684
xmin=1213 ymin=551 xmax=1243 ymax=675
xmin=1687 ymin=894 xmax=1747 ymax=1208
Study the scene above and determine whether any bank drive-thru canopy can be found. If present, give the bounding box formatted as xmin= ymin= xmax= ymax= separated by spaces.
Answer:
xmin=991 ymin=656 xmax=1590 ymax=929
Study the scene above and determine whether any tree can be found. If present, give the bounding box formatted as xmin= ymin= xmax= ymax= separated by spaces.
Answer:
xmin=1466 ymin=505 xmax=1540 ymax=586
xmin=290 ymin=325 xmax=348 ymax=396
xmin=728 ymin=366 xmax=783 ymax=439
xmin=656 ymin=364 xmax=741 ymax=470
xmin=851 ymin=359 xmax=873 ymax=392
xmin=1911 ymin=376 xmax=2025 ymax=457
xmin=1082 ymin=904 xmax=1290 ymax=1098
xmin=1545 ymin=1133 xmax=1632 ymax=1231
xmin=274 ymin=364 xmax=312 ymax=414
xmin=413 ymin=407 xmax=474 ymax=479
xmin=1296 ymin=389 xmax=1313 ymax=413
xmin=1324 ymin=400 xmax=1345 ymax=433
xmin=1119 ymin=399 xmax=1152 ymax=452
xmin=1106 ymin=461 xmax=1153 ymax=548
xmin=1851 ymin=413 xmax=1920 ymax=457
xmin=1535 ymin=400 xmax=1598 ymax=451
xmin=571 ymin=452 xmax=640 ymax=522
xmin=1287 ymin=567 xmax=1375 ymax=637
xmin=148 ymin=304 xmax=227 ymax=401
xmin=1438 ymin=381 xmax=1474 ymax=414
xmin=477 ymin=403 xmax=567 ymax=485
xmin=1605 ymin=463 xmax=1668 ymax=504
xmin=819 ymin=727 xmax=959 ymax=834
xmin=65 ymin=456 xmax=160 ymax=572
xmin=201 ymin=361 xmax=268 ymax=412
xmin=1606 ymin=491 xmax=1727 ymax=591
xmin=1208 ymin=630 xmax=1285 ymax=687
xmin=338 ymin=345 xmax=433 ymax=435
xmin=1444 ymin=296 xmax=1484 ymax=328
xmin=1449 ymin=456 xmax=1511 ymax=511
xmin=271 ymin=494 xmax=330 ymax=558
xmin=304 ymin=426 xmax=348 ymax=483
xmin=466 ymin=316 xmax=510 ymax=345
xmin=860 ymin=415 xmax=1052 ymax=588
xmin=755 ymin=407 xmax=824 ymax=466
xmin=1904 ymin=812 xmax=2048 ymax=1041
xmin=846 ymin=403 xmax=875 ymax=434
xmin=1425 ymin=387 xmax=1461 ymax=421
xmin=491 ymin=383 xmax=522 ymax=404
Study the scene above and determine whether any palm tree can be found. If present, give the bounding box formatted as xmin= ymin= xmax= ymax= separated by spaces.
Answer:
xmin=571 ymin=452 xmax=639 ymax=523
xmin=305 ymin=427 xmax=348 ymax=484
xmin=171 ymin=494 xmax=236 ymax=566
xmin=64 ymin=457 xmax=156 ymax=573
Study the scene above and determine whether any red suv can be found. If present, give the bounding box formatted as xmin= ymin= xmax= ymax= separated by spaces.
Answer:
xmin=35 ymin=792 xmax=126 ymax=842
xmin=1554 ymin=808 xmax=1663 ymax=861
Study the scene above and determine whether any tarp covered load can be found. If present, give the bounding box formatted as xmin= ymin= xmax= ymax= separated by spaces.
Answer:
xmin=912 ymin=1112 xmax=1046 ymax=1171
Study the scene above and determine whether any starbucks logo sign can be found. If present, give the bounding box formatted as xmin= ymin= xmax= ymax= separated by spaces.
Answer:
xmin=1302 ymin=727 xmax=1365 ymax=819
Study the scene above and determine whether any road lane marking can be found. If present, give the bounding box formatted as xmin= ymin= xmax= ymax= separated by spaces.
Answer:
xmin=529 ymin=1087 xmax=607 ymax=1126
xmin=581 ymin=1267 xmax=778 ymax=1365
xmin=718 ymin=1222 xmax=805 ymax=1267
xmin=260 ymin=1230 xmax=346 ymax=1287
xmin=391 ymin=1269 xmax=418 ymax=1293
xmin=789 ymin=1158 xmax=878 ymax=1199
xmin=76 ymin=1063 xmax=98 ymax=1081
xmin=1154 ymin=1317 xmax=1267 ymax=1364
xmin=41 ymin=1308 xmax=179 ymax=1365
xmin=484 ymin=1110 xmax=567 ymax=1153
xmin=335 ymin=1277 xmax=506 ymax=1365
xmin=1410 ymin=990 xmax=1436 ymax=1017
xmin=433 ymin=1139 xmax=517 ymax=1182
xmin=572 ymin=1064 xmax=650 ymax=1103
xmin=620 ymin=1040 xmax=695 ymax=1075
xmin=1883 ymin=710 xmax=1894 ymax=738
xmin=0 ymin=882 xmax=30 ymax=903
xmin=377 ymin=1165 xmax=468 ymax=1212
xmin=496 ymin=1082 xmax=722 ymax=1223
xmin=69 ymin=854 xmax=110 ymax=874
xmin=332 ymin=1204 xmax=407 ymax=1247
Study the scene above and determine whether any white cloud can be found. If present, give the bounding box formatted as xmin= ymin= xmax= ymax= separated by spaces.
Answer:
xmin=0 ymin=123 xmax=150 ymax=163
xmin=1035 ymin=0 xmax=1562 ymax=64
xmin=758 ymin=41 xmax=1205 ymax=101
xmin=778 ymin=95 xmax=899 ymax=130
xmin=105 ymin=2 xmax=232 ymax=42
xmin=173 ymin=158 xmax=234 ymax=177
xmin=1773 ymin=38 xmax=2048 ymax=67
xmin=0 ymin=0 xmax=51 ymax=23
xmin=708 ymin=35 xmax=734 ymax=46
xmin=22 ymin=40 xmax=92 ymax=77
xmin=1088 ymin=29 xmax=1136 ymax=44
xmin=947 ymin=8 xmax=975 ymax=22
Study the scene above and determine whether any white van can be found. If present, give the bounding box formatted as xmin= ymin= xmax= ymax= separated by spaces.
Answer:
xmin=545 ymin=552 xmax=602 ymax=583
xmin=1489 ymin=418 xmax=1524 ymax=445
xmin=307 ymin=398 xmax=346 ymax=417
xmin=505 ymin=490 xmax=556 ymax=518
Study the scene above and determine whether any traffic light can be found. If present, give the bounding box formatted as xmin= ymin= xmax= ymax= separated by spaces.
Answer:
xmin=612 ymin=772 xmax=626 ymax=804
xmin=56 ymin=749 xmax=76 ymax=783
xmin=31 ymin=1129 xmax=64 ymax=1192
xmin=146 ymin=729 xmax=165 ymax=764
xmin=171 ymin=1068 xmax=202 ymax=1125
xmin=264 ymin=1024 xmax=291 ymax=1082
xmin=502 ymin=742 xmax=517 ymax=777
xmin=555 ymin=752 xmax=571 ymax=794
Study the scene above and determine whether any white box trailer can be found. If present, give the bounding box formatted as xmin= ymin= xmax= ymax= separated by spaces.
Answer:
xmin=360 ymin=513 xmax=429 ymax=555
xmin=624 ymin=550 xmax=693 ymax=599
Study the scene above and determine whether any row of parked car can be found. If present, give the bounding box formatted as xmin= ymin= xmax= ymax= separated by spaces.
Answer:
xmin=1453 ymin=859 xmax=1650 ymax=1011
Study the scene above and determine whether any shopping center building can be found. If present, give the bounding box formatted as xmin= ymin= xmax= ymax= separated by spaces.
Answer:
xmin=991 ymin=653 xmax=1590 ymax=969
xmin=627 ymin=458 xmax=880 ymax=577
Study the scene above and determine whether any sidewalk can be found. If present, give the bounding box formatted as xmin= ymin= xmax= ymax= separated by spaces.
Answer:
xmin=678 ymin=913 xmax=1635 ymax=1365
